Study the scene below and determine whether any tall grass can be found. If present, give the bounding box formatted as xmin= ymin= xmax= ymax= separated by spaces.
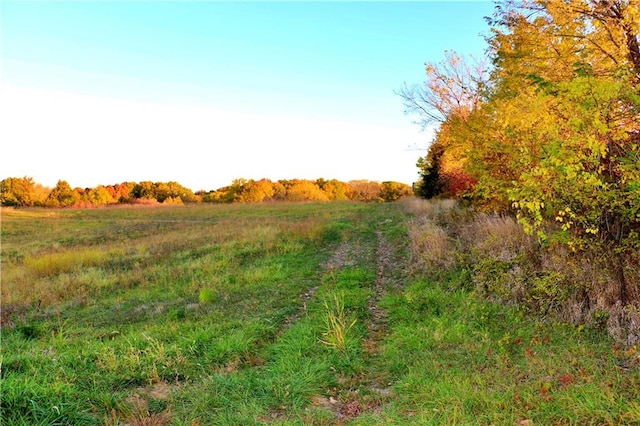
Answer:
xmin=406 ymin=198 xmax=640 ymax=346
xmin=458 ymin=213 xmax=534 ymax=263
xmin=407 ymin=216 xmax=455 ymax=272
xmin=320 ymin=292 xmax=358 ymax=354
xmin=24 ymin=249 xmax=111 ymax=277
xmin=403 ymin=197 xmax=457 ymax=221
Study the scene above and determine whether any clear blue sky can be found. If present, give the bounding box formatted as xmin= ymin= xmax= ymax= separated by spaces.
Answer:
xmin=1 ymin=1 xmax=494 ymax=190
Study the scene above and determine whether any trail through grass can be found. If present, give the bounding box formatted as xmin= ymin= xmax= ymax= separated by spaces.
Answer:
xmin=1 ymin=202 xmax=638 ymax=424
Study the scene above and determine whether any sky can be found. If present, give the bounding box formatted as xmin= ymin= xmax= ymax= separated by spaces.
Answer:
xmin=0 ymin=1 xmax=494 ymax=191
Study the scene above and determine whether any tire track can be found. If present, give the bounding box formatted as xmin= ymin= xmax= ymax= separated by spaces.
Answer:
xmin=365 ymin=231 xmax=393 ymax=355
xmin=327 ymin=227 xmax=409 ymax=423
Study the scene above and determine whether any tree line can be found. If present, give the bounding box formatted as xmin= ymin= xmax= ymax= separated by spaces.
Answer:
xmin=404 ymin=1 xmax=639 ymax=307
xmin=0 ymin=176 xmax=413 ymax=208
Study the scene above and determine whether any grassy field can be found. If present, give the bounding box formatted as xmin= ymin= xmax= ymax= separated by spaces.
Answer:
xmin=1 ymin=201 xmax=638 ymax=425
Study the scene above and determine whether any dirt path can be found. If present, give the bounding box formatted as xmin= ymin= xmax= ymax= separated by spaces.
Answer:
xmin=311 ymin=224 xmax=409 ymax=423
xmin=365 ymin=231 xmax=392 ymax=354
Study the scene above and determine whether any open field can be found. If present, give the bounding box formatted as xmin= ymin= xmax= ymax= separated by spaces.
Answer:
xmin=1 ymin=202 xmax=639 ymax=425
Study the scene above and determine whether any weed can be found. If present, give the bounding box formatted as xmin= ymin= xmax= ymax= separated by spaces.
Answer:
xmin=198 ymin=287 xmax=216 ymax=304
xmin=320 ymin=292 xmax=357 ymax=354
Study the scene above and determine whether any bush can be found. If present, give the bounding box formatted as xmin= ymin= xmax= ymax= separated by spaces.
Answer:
xmin=405 ymin=200 xmax=640 ymax=344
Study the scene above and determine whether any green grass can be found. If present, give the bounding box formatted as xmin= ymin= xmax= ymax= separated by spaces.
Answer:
xmin=365 ymin=277 xmax=640 ymax=424
xmin=1 ymin=202 xmax=638 ymax=425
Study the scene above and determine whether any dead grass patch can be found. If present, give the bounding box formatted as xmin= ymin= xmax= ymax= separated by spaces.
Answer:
xmin=104 ymin=382 xmax=174 ymax=426
xmin=407 ymin=216 xmax=455 ymax=273
xmin=403 ymin=197 xmax=457 ymax=222
xmin=459 ymin=213 xmax=534 ymax=263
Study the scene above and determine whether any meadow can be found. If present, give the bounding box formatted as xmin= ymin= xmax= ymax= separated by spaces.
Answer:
xmin=1 ymin=201 xmax=638 ymax=425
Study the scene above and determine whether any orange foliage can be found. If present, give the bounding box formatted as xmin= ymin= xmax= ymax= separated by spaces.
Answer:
xmin=2 ymin=176 xmax=413 ymax=207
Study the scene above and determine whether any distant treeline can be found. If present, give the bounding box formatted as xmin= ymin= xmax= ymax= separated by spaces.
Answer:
xmin=0 ymin=176 xmax=413 ymax=208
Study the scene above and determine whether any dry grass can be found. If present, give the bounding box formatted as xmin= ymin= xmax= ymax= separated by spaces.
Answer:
xmin=458 ymin=213 xmax=534 ymax=262
xmin=106 ymin=393 xmax=172 ymax=426
xmin=24 ymin=249 xmax=111 ymax=277
xmin=3 ymin=250 xmax=116 ymax=307
xmin=1 ymin=204 xmax=333 ymax=311
xmin=404 ymin=198 xmax=460 ymax=274
xmin=406 ymin=202 xmax=640 ymax=345
xmin=407 ymin=216 xmax=455 ymax=273
xmin=538 ymin=247 xmax=640 ymax=344
xmin=608 ymin=303 xmax=640 ymax=347
xmin=402 ymin=197 xmax=457 ymax=222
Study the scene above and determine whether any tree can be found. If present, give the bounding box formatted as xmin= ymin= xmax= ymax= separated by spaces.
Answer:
xmin=318 ymin=179 xmax=352 ymax=201
xmin=238 ymin=179 xmax=275 ymax=203
xmin=415 ymin=142 xmax=445 ymax=198
xmin=348 ymin=180 xmax=382 ymax=202
xmin=404 ymin=0 xmax=640 ymax=306
xmin=1 ymin=177 xmax=37 ymax=206
xmin=285 ymin=180 xmax=329 ymax=202
xmin=399 ymin=50 xmax=489 ymax=129
xmin=46 ymin=180 xmax=79 ymax=207
xmin=158 ymin=181 xmax=197 ymax=203
xmin=379 ymin=181 xmax=413 ymax=202
xmin=199 ymin=190 xmax=224 ymax=203
xmin=106 ymin=182 xmax=135 ymax=203
xmin=85 ymin=185 xmax=115 ymax=205
xmin=271 ymin=181 xmax=288 ymax=201
xmin=400 ymin=52 xmax=489 ymax=201
xmin=486 ymin=0 xmax=640 ymax=303
xmin=131 ymin=181 xmax=156 ymax=201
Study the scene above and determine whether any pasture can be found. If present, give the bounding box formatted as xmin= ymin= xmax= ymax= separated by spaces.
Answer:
xmin=1 ymin=202 xmax=638 ymax=424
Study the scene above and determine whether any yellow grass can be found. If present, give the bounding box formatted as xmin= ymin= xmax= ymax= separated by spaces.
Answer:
xmin=460 ymin=213 xmax=533 ymax=262
xmin=408 ymin=216 xmax=455 ymax=272
xmin=24 ymin=249 xmax=110 ymax=277
xmin=402 ymin=197 xmax=457 ymax=221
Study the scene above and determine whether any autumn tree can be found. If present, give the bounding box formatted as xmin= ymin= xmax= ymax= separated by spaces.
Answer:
xmin=285 ymin=180 xmax=329 ymax=202
xmin=318 ymin=179 xmax=352 ymax=201
xmin=0 ymin=177 xmax=45 ymax=207
xmin=85 ymin=185 xmax=116 ymax=205
xmin=348 ymin=180 xmax=383 ymax=202
xmin=198 ymin=189 xmax=224 ymax=203
xmin=399 ymin=50 xmax=489 ymax=128
xmin=106 ymin=182 xmax=135 ymax=203
xmin=238 ymin=179 xmax=275 ymax=203
xmin=46 ymin=180 xmax=80 ymax=207
xmin=400 ymin=51 xmax=489 ymax=201
xmin=405 ymin=0 xmax=640 ymax=306
xmin=154 ymin=181 xmax=196 ymax=203
xmin=379 ymin=181 xmax=413 ymax=202
xmin=131 ymin=181 xmax=156 ymax=201
xmin=267 ymin=181 xmax=285 ymax=201
xmin=485 ymin=0 xmax=640 ymax=303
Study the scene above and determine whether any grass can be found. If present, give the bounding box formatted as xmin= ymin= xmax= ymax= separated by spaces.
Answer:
xmin=320 ymin=292 xmax=358 ymax=354
xmin=1 ymin=201 xmax=638 ymax=424
xmin=368 ymin=276 xmax=640 ymax=424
